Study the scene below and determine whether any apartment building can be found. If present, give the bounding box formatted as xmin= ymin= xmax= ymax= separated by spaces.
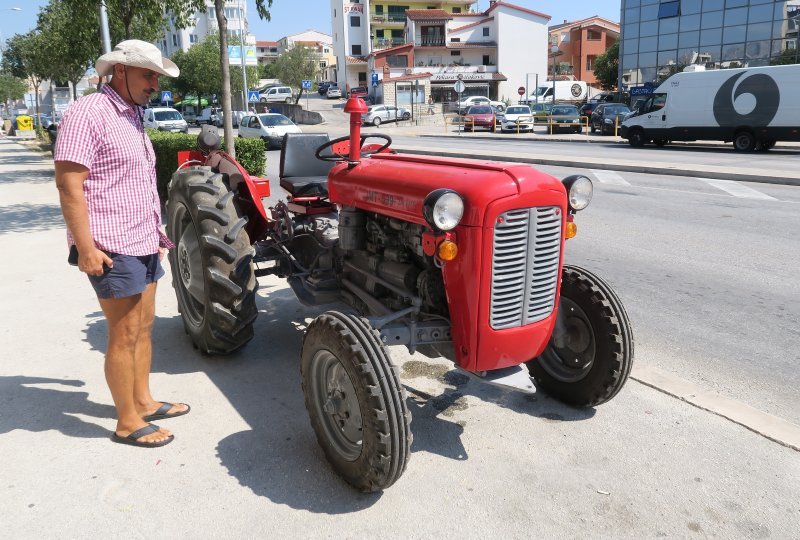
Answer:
xmin=549 ymin=16 xmax=620 ymax=86
xmin=156 ymin=0 xmax=252 ymax=57
xmin=331 ymin=0 xmax=550 ymax=101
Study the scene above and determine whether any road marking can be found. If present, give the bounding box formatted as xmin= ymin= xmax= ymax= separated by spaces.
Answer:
xmin=589 ymin=169 xmax=631 ymax=186
xmin=632 ymin=365 xmax=800 ymax=452
xmin=699 ymin=178 xmax=777 ymax=200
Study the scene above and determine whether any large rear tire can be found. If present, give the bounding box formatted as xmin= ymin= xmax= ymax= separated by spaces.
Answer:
xmin=526 ymin=265 xmax=633 ymax=407
xmin=628 ymin=128 xmax=646 ymax=147
xmin=301 ymin=311 xmax=411 ymax=492
xmin=166 ymin=168 xmax=257 ymax=354
xmin=733 ymin=131 xmax=756 ymax=152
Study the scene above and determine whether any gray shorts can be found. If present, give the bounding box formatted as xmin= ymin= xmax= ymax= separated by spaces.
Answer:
xmin=88 ymin=252 xmax=165 ymax=299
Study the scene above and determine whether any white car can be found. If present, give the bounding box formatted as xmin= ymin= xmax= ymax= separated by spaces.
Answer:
xmin=143 ymin=107 xmax=188 ymax=133
xmin=238 ymin=113 xmax=302 ymax=148
xmin=361 ymin=105 xmax=411 ymax=126
xmin=326 ymin=85 xmax=342 ymax=99
xmin=457 ymin=95 xmax=505 ymax=113
xmin=500 ymin=105 xmax=534 ymax=132
xmin=259 ymin=86 xmax=294 ymax=104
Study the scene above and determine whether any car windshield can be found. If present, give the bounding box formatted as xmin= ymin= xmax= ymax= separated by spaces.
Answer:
xmin=154 ymin=110 xmax=182 ymax=121
xmin=468 ymin=106 xmax=492 ymax=114
xmin=259 ymin=114 xmax=293 ymax=127
xmin=552 ymin=106 xmax=578 ymax=115
xmin=604 ymin=105 xmax=631 ymax=115
xmin=506 ymin=107 xmax=530 ymax=114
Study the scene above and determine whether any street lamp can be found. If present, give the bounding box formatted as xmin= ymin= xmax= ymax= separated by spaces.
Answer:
xmin=239 ymin=6 xmax=248 ymax=111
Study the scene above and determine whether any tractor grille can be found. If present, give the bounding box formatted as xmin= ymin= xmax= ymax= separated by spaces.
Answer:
xmin=490 ymin=207 xmax=562 ymax=330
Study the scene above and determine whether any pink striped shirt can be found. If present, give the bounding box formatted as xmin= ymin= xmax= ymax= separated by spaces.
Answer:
xmin=54 ymin=85 xmax=174 ymax=256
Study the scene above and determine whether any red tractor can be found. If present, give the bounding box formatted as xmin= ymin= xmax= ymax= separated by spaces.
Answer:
xmin=166 ymin=98 xmax=633 ymax=492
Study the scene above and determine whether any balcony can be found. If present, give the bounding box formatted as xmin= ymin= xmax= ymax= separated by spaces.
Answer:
xmin=371 ymin=15 xmax=406 ymax=26
xmin=373 ymin=38 xmax=406 ymax=51
xmin=416 ymin=37 xmax=446 ymax=47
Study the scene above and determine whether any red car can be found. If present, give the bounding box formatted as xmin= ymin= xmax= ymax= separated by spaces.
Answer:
xmin=349 ymin=86 xmax=369 ymax=100
xmin=463 ymin=105 xmax=496 ymax=131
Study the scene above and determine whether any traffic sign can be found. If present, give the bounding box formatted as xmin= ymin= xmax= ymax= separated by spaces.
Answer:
xmin=161 ymin=91 xmax=172 ymax=103
xmin=248 ymin=90 xmax=260 ymax=103
xmin=302 ymin=80 xmax=312 ymax=89
xmin=517 ymin=86 xmax=525 ymax=96
xmin=453 ymin=80 xmax=466 ymax=93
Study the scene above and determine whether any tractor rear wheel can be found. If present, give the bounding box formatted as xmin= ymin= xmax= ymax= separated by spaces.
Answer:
xmin=526 ymin=265 xmax=633 ymax=407
xmin=166 ymin=167 xmax=257 ymax=354
xmin=301 ymin=311 xmax=411 ymax=492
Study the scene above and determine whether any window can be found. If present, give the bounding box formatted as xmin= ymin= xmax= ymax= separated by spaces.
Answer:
xmin=483 ymin=28 xmax=489 ymax=37
xmin=453 ymin=7 xmax=461 ymax=13
xmin=190 ymin=34 xmax=197 ymax=44
xmin=358 ymin=72 xmax=367 ymax=83
xmin=451 ymin=38 xmax=461 ymax=42
xmin=451 ymin=50 xmax=461 ymax=56
xmin=587 ymin=55 xmax=596 ymax=70
xmin=658 ymin=1 xmax=680 ymax=18
xmin=387 ymin=55 xmax=408 ymax=67
xmin=482 ymin=55 xmax=490 ymax=65
xmin=320 ymin=61 xmax=327 ymax=68
xmin=351 ymin=16 xmax=360 ymax=27
xmin=376 ymin=29 xmax=384 ymax=38
xmin=587 ymin=29 xmax=601 ymax=40
xmin=172 ymin=34 xmax=178 ymax=46
xmin=352 ymin=45 xmax=362 ymax=55
xmin=375 ymin=5 xmax=383 ymax=14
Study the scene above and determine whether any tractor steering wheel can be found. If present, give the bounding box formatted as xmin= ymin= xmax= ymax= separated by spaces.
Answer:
xmin=314 ymin=134 xmax=393 ymax=162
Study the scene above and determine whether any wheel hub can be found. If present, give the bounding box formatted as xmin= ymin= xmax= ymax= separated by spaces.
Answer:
xmin=540 ymin=298 xmax=597 ymax=382
xmin=312 ymin=351 xmax=363 ymax=461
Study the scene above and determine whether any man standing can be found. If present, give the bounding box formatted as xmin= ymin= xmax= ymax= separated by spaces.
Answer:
xmin=55 ymin=41 xmax=189 ymax=448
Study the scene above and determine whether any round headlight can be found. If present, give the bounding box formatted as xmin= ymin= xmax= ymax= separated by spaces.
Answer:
xmin=423 ymin=189 xmax=464 ymax=231
xmin=562 ymin=175 xmax=593 ymax=211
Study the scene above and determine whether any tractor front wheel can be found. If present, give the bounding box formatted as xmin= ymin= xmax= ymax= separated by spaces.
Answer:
xmin=301 ymin=311 xmax=411 ymax=492
xmin=526 ymin=265 xmax=633 ymax=407
xmin=166 ymin=168 xmax=258 ymax=354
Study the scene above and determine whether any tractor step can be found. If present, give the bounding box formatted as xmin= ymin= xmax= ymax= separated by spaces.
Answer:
xmin=459 ymin=364 xmax=536 ymax=394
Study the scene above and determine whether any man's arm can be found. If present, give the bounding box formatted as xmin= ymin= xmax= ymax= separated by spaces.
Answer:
xmin=55 ymin=161 xmax=113 ymax=276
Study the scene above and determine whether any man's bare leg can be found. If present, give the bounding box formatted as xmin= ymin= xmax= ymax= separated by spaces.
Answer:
xmin=99 ymin=293 xmax=171 ymax=444
xmin=133 ymin=282 xmax=188 ymax=418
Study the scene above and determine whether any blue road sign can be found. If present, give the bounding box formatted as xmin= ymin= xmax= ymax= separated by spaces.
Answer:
xmin=630 ymin=86 xmax=653 ymax=96
xmin=301 ymin=80 xmax=313 ymax=89
xmin=248 ymin=90 xmax=260 ymax=103
xmin=372 ymin=73 xmax=379 ymax=83
xmin=161 ymin=91 xmax=172 ymax=103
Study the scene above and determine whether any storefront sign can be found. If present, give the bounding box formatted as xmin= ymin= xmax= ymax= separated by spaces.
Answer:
xmin=431 ymin=73 xmax=492 ymax=82
xmin=344 ymin=3 xmax=364 ymax=13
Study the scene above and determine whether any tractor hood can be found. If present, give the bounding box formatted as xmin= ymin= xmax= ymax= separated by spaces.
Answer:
xmin=328 ymin=153 xmax=566 ymax=227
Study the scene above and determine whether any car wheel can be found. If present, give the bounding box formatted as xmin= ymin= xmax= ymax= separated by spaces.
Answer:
xmin=373 ymin=116 xmax=382 ymax=126
xmin=733 ymin=131 xmax=756 ymax=152
xmin=285 ymin=97 xmax=293 ymax=104
xmin=259 ymin=97 xmax=267 ymax=103
xmin=401 ymin=112 xmax=410 ymax=121
xmin=628 ymin=128 xmax=646 ymax=147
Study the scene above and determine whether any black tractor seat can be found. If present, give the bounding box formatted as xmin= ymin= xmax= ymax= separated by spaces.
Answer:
xmin=279 ymin=133 xmax=335 ymax=197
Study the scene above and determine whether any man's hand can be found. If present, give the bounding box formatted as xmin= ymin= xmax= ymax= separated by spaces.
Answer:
xmin=158 ymin=247 xmax=168 ymax=261
xmin=78 ymin=247 xmax=113 ymax=276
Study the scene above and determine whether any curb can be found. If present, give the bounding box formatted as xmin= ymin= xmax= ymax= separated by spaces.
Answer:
xmin=395 ymin=144 xmax=800 ymax=187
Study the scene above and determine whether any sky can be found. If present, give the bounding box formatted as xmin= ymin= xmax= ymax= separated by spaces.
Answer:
xmin=0 ymin=0 xmax=621 ymax=46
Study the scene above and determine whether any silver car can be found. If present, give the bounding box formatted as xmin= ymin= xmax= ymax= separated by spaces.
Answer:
xmin=361 ymin=105 xmax=412 ymax=126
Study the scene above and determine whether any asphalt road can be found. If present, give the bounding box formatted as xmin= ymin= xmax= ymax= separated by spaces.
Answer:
xmin=2 ymin=138 xmax=799 ymax=537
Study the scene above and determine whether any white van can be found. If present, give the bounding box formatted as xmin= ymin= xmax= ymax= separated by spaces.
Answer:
xmin=259 ymin=86 xmax=294 ymax=104
xmin=523 ymin=81 xmax=588 ymax=104
xmin=620 ymin=64 xmax=800 ymax=152
xmin=196 ymin=107 xmax=222 ymax=126
xmin=143 ymin=107 xmax=188 ymax=133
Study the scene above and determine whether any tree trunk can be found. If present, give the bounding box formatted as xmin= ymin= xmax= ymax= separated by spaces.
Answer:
xmin=215 ymin=1 xmax=235 ymax=158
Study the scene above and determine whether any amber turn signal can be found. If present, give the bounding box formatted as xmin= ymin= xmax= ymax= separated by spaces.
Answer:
xmin=437 ymin=240 xmax=459 ymax=261
xmin=565 ymin=221 xmax=578 ymax=239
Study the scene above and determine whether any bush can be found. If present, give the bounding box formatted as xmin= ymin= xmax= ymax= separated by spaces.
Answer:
xmin=146 ymin=129 xmax=266 ymax=202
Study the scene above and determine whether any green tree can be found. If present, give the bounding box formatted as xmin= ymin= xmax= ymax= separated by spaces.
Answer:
xmin=770 ymin=48 xmax=799 ymax=66
xmin=4 ymin=32 xmax=50 ymax=122
xmin=271 ymin=45 xmax=319 ymax=103
xmin=66 ymin=0 xmax=206 ymax=41
xmin=593 ymin=41 xmax=619 ymax=90
xmin=0 ymin=73 xmax=28 ymax=108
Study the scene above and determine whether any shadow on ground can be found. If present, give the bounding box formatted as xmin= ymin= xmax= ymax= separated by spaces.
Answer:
xmin=0 ymin=204 xmax=64 ymax=235
xmin=79 ymin=281 xmax=595 ymax=512
xmin=0 ymin=169 xmax=54 ymax=185
xmin=0 ymin=376 xmax=115 ymax=438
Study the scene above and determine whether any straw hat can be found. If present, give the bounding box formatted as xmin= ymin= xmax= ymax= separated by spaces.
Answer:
xmin=95 ymin=40 xmax=180 ymax=78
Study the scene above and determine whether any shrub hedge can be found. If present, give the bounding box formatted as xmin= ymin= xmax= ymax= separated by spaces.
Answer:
xmin=146 ymin=129 xmax=266 ymax=202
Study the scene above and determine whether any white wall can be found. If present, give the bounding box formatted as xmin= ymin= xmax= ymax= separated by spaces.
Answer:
xmin=494 ymin=6 xmax=548 ymax=101
xmin=331 ymin=0 xmax=347 ymax=84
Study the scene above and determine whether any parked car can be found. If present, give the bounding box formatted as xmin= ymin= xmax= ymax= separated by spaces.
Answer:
xmin=361 ymin=105 xmax=411 ymax=126
xmin=196 ymin=107 xmax=222 ymax=126
xmin=529 ymin=102 xmax=553 ymax=122
xmin=259 ymin=86 xmax=294 ymax=104
xmin=579 ymin=101 xmax=602 ymax=121
xmin=500 ymin=105 xmax=535 ymax=132
xmin=349 ymin=86 xmax=369 ymax=99
xmin=590 ymin=103 xmax=632 ymax=135
xmin=547 ymin=104 xmax=583 ymax=133
xmin=237 ymin=113 xmax=302 ymax=148
xmin=143 ymin=107 xmax=189 ymax=133
xmin=218 ymin=109 xmax=247 ymax=128
xmin=457 ymin=95 xmax=505 ymax=114
xmin=326 ymin=84 xmax=342 ymax=99
xmin=463 ymin=105 xmax=496 ymax=131
xmin=317 ymin=81 xmax=332 ymax=95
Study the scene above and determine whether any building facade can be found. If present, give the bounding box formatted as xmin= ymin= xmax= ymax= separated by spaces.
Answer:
xmin=620 ymin=0 xmax=800 ymax=89
xmin=156 ymin=0 xmax=252 ymax=57
xmin=331 ymin=0 xmax=550 ymax=100
xmin=549 ymin=16 xmax=620 ymax=85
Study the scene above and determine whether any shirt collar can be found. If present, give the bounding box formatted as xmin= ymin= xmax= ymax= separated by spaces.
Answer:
xmin=102 ymin=84 xmax=143 ymax=116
